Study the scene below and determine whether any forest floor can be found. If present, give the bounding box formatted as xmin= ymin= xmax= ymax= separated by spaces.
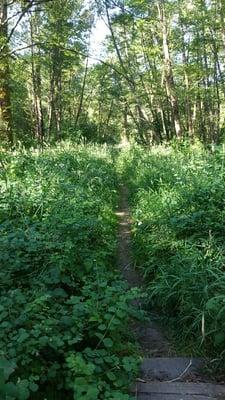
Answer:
xmin=116 ymin=184 xmax=225 ymax=399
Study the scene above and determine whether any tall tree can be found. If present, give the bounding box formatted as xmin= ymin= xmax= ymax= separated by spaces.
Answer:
xmin=30 ymin=7 xmax=45 ymax=144
xmin=157 ymin=0 xmax=182 ymax=139
xmin=0 ymin=0 xmax=12 ymax=145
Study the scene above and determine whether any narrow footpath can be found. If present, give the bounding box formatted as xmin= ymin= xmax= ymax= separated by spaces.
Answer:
xmin=116 ymin=184 xmax=225 ymax=400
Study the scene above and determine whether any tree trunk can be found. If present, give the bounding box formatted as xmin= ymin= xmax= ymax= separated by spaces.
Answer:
xmin=74 ymin=57 xmax=89 ymax=130
xmin=157 ymin=0 xmax=182 ymax=139
xmin=105 ymin=0 xmax=150 ymax=140
xmin=181 ymin=25 xmax=193 ymax=141
xmin=0 ymin=0 xmax=12 ymax=145
xmin=219 ymin=0 xmax=225 ymax=53
xmin=30 ymin=10 xmax=45 ymax=145
xmin=49 ymin=46 xmax=62 ymax=140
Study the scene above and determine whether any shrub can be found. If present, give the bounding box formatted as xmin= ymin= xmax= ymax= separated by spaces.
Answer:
xmin=0 ymin=143 xmax=139 ymax=399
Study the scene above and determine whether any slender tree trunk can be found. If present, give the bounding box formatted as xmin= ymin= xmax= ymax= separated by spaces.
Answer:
xmin=181 ymin=26 xmax=193 ymax=141
xmin=30 ymin=11 xmax=45 ymax=145
xmin=105 ymin=1 xmax=150 ymax=139
xmin=123 ymin=103 xmax=129 ymax=141
xmin=209 ymin=28 xmax=222 ymax=143
xmin=104 ymin=100 xmax=113 ymax=127
xmin=74 ymin=57 xmax=88 ymax=130
xmin=0 ymin=0 xmax=12 ymax=145
xmin=140 ymin=33 xmax=162 ymax=143
xmin=219 ymin=0 xmax=225 ymax=53
xmin=141 ymin=31 xmax=169 ymax=141
xmin=49 ymin=46 xmax=62 ymax=140
xmin=213 ymin=52 xmax=221 ymax=143
xmin=157 ymin=0 xmax=182 ymax=139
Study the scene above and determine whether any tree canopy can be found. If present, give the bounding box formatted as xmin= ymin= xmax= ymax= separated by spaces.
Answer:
xmin=1 ymin=0 xmax=225 ymax=146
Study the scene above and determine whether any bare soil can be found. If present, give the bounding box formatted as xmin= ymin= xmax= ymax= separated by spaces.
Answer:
xmin=116 ymin=184 xmax=172 ymax=357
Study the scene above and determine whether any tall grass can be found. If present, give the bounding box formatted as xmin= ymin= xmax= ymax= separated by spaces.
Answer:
xmin=121 ymin=144 xmax=225 ymax=360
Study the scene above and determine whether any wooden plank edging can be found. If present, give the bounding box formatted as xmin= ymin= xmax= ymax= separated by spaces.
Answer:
xmin=134 ymin=382 xmax=225 ymax=396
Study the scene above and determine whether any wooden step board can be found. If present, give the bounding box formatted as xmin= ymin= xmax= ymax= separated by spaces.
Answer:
xmin=133 ymin=358 xmax=225 ymax=399
xmin=135 ymin=382 xmax=225 ymax=399
xmin=140 ymin=358 xmax=204 ymax=381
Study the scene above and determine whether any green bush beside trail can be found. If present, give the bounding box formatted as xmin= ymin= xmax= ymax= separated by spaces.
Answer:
xmin=0 ymin=143 xmax=138 ymax=400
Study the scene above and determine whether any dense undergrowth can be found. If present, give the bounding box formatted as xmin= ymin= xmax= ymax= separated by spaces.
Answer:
xmin=121 ymin=144 xmax=225 ymax=364
xmin=0 ymin=143 xmax=139 ymax=400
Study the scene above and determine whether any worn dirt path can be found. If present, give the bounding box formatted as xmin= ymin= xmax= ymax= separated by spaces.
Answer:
xmin=116 ymin=184 xmax=225 ymax=399
xmin=116 ymin=184 xmax=171 ymax=357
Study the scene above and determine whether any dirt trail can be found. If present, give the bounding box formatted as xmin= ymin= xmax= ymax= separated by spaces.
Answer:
xmin=116 ymin=184 xmax=171 ymax=357
xmin=115 ymin=184 xmax=225 ymax=399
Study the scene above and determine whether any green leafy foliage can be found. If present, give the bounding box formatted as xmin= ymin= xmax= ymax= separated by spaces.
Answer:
xmin=0 ymin=143 xmax=139 ymax=399
xmin=121 ymin=144 xmax=225 ymax=357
